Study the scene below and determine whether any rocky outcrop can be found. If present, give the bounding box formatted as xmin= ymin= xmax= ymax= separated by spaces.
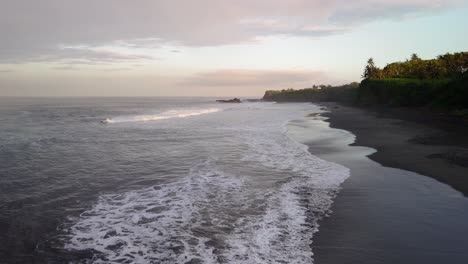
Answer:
xmin=216 ymin=98 xmax=242 ymax=103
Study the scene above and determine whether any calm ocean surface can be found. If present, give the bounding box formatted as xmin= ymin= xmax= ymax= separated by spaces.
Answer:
xmin=0 ymin=97 xmax=349 ymax=263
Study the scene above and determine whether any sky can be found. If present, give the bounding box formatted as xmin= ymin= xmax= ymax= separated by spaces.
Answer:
xmin=0 ymin=0 xmax=467 ymax=97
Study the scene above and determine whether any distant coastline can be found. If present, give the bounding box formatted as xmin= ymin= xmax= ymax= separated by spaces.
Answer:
xmin=263 ymin=52 xmax=468 ymax=116
xmin=262 ymin=51 xmax=468 ymax=195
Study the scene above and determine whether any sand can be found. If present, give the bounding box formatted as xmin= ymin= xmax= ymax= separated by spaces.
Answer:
xmin=322 ymin=102 xmax=468 ymax=196
xmin=300 ymin=103 xmax=468 ymax=263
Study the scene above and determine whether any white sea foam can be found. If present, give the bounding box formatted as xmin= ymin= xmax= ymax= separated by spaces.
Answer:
xmin=64 ymin=159 xmax=246 ymax=263
xmin=222 ymin=112 xmax=349 ymax=263
xmin=63 ymin=103 xmax=350 ymax=263
xmin=103 ymin=107 xmax=222 ymax=123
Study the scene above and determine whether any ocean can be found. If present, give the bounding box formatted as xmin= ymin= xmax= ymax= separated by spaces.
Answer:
xmin=0 ymin=97 xmax=349 ymax=263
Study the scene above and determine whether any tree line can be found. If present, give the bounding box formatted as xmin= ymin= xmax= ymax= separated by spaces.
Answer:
xmin=363 ymin=52 xmax=468 ymax=80
xmin=263 ymin=51 xmax=468 ymax=112
xmin=359 ymin=52 xmax=468 ymax=110
xmin=263 ymin=83 xmax=359 ymax=103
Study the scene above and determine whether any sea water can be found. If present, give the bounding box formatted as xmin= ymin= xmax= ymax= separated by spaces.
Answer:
xmin=0 ymin=97 xmax=349 ymax=263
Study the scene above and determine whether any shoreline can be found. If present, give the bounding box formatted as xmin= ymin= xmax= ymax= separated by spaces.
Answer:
xmin=319 ymin=102 xmax=468 ymax=196
xmin=295 ymin=104 xmax=468 ymax=263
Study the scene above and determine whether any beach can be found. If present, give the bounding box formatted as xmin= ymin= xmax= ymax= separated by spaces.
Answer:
xmin=1 ymin=98 xmax=467 ymax=263
xmin=298 ymin=103 xmax=468 ymax=263
xmin=322 ymin=102 xmax=468 ymax=195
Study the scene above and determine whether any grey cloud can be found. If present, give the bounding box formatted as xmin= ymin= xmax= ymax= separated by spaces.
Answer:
xmin=0 ymin=0 xmax=465 ymax=63
xmin=51 ymin=66 xmax=134 ymax=72
xmin=51 ymin=65 xmax=85 ymax=71
xmin=9 ymin=47 xmax=159 ymax=66
xmin=99 ymin=67 xmax=135 ymax=72
xmin=54 ymin=48 xmax=159 ymax=65
xmin=329 ymin=1 xmax=460 ymax=24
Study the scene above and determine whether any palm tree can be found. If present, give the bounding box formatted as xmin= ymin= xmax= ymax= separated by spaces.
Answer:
xmin=362 ymin=58 xmax=379 ymax=79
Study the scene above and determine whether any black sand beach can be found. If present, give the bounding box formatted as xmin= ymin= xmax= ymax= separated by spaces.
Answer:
xmin=296 ymin=103 xmax=468 ymax=263
xmin=323 ymin=103 xmax=468 ymax=195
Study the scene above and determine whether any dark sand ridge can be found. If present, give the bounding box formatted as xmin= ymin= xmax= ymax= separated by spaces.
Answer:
xmin=287 ymin=104 xmax=468 ymax=263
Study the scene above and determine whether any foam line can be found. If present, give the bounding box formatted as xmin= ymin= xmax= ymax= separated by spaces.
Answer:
xmin=103 ymin=108 xmax=222 ymax=123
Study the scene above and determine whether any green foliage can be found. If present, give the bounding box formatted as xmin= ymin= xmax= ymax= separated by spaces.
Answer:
xmin=362 ymin=58 xmax=381 ymax=79
xmin=263 ymin=51 xmax=468 ymax=111
xmin=431 ymin=72 xmax=468 ymax=110
xmin=358 ymin=78 xmax=450 ymax=107
xmin=367 ymin=52 xmax=468 ymax=80
xmin=357 ymin=52 xmax=468 ymax=109
xmin=263 ymin=83 xmax=359 ymax=103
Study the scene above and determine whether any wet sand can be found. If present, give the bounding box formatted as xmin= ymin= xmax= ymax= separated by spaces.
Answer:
xmin=321 ymin=103 xmax=468 ymax=195
xmin=291 ymin=105 xmax=468 ymax=263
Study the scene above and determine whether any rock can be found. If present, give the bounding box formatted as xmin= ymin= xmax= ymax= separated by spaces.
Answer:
xmin=216 ymin=98 xmax=242 ymax=103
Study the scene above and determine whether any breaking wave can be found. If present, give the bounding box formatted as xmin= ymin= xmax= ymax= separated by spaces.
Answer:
xmin=103 ymin=108 xmax=222 ymax=123
xmin=61 ymin=103 xmax=350 ymax=263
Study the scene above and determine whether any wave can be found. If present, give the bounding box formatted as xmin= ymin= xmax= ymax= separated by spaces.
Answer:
xmin=62 ymin=159 xmax=246 ymax=263
xmin=61 ymin=103 xmax=350 ymax=263
xmin=225 ymin=126 xmax=349 ymax=263
xmin=102 ymin=108 xmax=222 ymax=124
xmin=61 ymin=143 xmax=348 ymax=263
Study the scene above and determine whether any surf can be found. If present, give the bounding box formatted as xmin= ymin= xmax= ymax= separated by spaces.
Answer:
xmin=61 ymin=103 xmax=350 ymax=263
xmin=102 ymin=107 xmax=222 ymax=124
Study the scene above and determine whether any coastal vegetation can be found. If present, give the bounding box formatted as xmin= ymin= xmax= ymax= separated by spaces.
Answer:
xmin=263 ymin=83 xmax=359 ymax=103
xmin=263 ymin=52 xmax=468 ymax=112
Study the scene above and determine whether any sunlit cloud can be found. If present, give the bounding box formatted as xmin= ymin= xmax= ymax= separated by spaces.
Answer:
xmin=56 ymin=46 xmax=159 ymax=65
xmin=0 ymin=0 xmax=464 ymax=63
xmin=181 ymin=69 xmax=330 ymax=88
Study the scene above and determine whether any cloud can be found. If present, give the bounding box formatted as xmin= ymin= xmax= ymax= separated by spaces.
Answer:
xmin=0 ymin=0 xmax=465 ymax=63
xmin=54 ymin=46 xmax=159 ymax=65
xmin=181 ymin=69 xmax=330 ymax=89
xmin=51 ymin=65 xmax=85 ymax=71
xmin=240 ymin=18 xmax=352 ymax=36
xmin=4 ymin=45 xmax=159 ymax=69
